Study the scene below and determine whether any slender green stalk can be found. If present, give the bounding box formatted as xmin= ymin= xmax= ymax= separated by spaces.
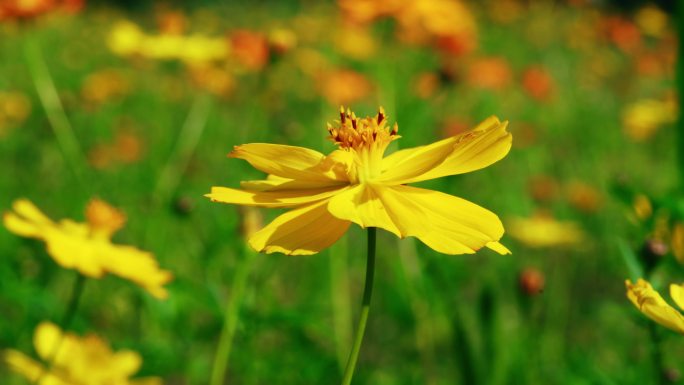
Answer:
xmin=341 ymin=227 xmax=376 ymax=385
xmin=330 ymin=237 xmax=353 ymax=374
xmin=648 ymin=322 xmax=665 ymax=385
xmin=33 ymin=273 xmax=87 ymax=384
xmin=677 ymin=0 xmax=684 ymax=189
xmin=24 ymin=37 xmax=86 ymax=185
xmin=153 ymin=93 xmax=212 ymax=205
xmin=59 ymin=273 xmax=87 ymax=330
xmin=210 ymin=250 xmax=256 ymax=385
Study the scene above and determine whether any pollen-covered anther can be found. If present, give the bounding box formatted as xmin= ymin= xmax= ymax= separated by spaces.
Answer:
xmin=327 ymin=107 xmax=400 ymax=150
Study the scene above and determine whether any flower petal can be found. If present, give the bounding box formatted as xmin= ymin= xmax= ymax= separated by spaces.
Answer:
xmin=626 ymin=279 xmax=684 ymax=334
xmin=207 ymin=185 xmax=348 ymax=208
xmin=378 ymin=117 xmax=511 ymax=184
xmin=249 ymin=199 xmax=351 ymax=255
xmin=44 ymin=227 xmax=107 ymax=278
xmin=229 ymin=143 xmax=333 ymax=181
xmin=670 ymin=283 xmax=684 ymax=312
xmin=3 ymin=199 xmax=55 ymax=238
xmin=328 ymin=184 xmax=508 ymax=255
xmin=98 ymin=243 xmax=173 ymax=299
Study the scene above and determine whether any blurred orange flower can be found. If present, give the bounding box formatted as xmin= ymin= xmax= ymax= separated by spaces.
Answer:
xmin=81 ymin=69 xmax=131 ymax=106
xmin=467 ymin=57 xmax=512 ymax=91
xmin=4 ymin=322 xmax=161 ymax=385
xmin=3 ymin=199 xmax=172 ymax=299
xmin=566 ymin=181 xmax=602 ymax=213
xmin=0 ymin=0 xmax=83 ymax=20
xmin=601 ymin=16 xmax=642 ymax=53
xmin=230 ymin=30 xmax=270 ymax=71
xmin=522 ymin=66 xmax=555 ymax=102
xmin=339 ymin=0 xmax=477 ymax=56
xmin=318 ymin=70 xmax=373 ymax=106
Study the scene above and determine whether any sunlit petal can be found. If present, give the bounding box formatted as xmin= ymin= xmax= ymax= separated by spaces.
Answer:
xmin=378 ymin=117 xmax=511 ymax=184
xmin=328 ymin=184 xmax=507 ymax=254
xmin=249 ymin=199 xmax=351 ymax=255
xmin=229 ymin=143 xmax=334 ymax=181
xmin=207 ymin=185 xmax=349 ymax=208
xmin=626 ymin=279 xmax=684 ymax=334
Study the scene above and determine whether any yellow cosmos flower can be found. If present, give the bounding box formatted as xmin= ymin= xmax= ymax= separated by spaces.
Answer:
xmin=3 ymin=199 xmax=172 ymax=299
xmin=626 ymin=279 xmax=684 ymax=334
xmin=506 ymin=215 xmax=585 ymax=248
xmin=207 ymin=107 xmax=512 ymax=256
xmin=4 ymin=322 xmax=161 ymax=385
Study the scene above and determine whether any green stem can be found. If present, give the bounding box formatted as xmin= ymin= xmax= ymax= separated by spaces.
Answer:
xmin=648 ymin=322 xmax=665 ymax=385
xmin=24 ymin=37 xmax=86 ymax=186
xmin=677 ymin=0 xmax=684 ymax=189
xmin=341 ymin=227 xmax=376 ymax=385
xmin=33 ymin=273 xmax=87 ymax=384
xmin=210 ymin=250 xmax=256 ymax=385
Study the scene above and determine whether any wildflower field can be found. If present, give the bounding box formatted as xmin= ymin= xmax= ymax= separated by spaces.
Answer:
xmin=0 ymin=0 xmax=682 ymax=384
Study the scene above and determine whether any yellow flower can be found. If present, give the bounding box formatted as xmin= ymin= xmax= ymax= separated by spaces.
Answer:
xmin=207 ymin=107 xmax=512 ymax=256
xmin=3 ymin=199 xmax=172 ymax=299
xmin=4 ymin=322 xmax=161 ymax=385
xmin=626 ymin=279 xmax=684 ymax=334
xmin=506 ymin=215 xmax=585 ymax=248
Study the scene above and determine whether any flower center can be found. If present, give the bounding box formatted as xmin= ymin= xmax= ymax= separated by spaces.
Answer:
xmin=327 ymin=107 xmax=399 ymax=183
xmin=85 ymin=199 xmax=126 ymax=238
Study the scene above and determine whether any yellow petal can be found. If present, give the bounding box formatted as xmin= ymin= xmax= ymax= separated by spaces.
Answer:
xmin=625 ymin=279 xmax=684 ymax=334
xmin=13 ymin=199 xmax=53 ymax=225
xmin=3 ymin=199 xmax=55 ymax=238
xmin=328 ymin=184 xmax=507 ymax=255
xmin=98 ymin=243 xmax=173 ymax=299
xmin=110 ymin=350 xmax=143 ymax=376
xmin=249 ymin=199 xmax=351 ymax=255
xmin=670 ymin=284 xmax=684 ymax=311
xmin=34 ymin=322 xmax=63 ymax=361
xmin=207 ymin=185 xmax=348 ymax=208
xmin=44 ymin=229 xmax=107 ymax=278
xmin=326 ymin=185 xmax=402 ymax=237
xmin=3 ymin=212 xmax=44 ymax=238
xmin=229 ymin=143 xmax=333 ymax=181
xmin=240 ymin=177 xmax=347 ymax=192
xmin=378 ymin=117 xmax=511 ymax=184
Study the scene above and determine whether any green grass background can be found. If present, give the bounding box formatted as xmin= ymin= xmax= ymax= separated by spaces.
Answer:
xmin=0 ymin=1 xmax=680 ymax=384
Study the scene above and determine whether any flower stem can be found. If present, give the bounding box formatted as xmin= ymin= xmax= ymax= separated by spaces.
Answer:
xmin=341 ymin=227 xmax=376 ymax=385
xmin=210 ymin=250 xmax=256 ymax=385
xmin=648 ymin=313 xmax=666 ymax=385
xmin=33 ymin=273 xmax=87 ymax=384
xmin=60 ymin=273 xmax=87 ymax=330
xmin=677 ymin=0 xmax=684 ymax=189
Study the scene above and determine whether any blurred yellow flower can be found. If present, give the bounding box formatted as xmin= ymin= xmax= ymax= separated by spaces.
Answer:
xmin=507 ymin=215 xmax=585 ymax=248
xmin=3 ymin=199 xmax=172 ymax=299
xmin=633 ymin=194 xmax=653 ymax=221
xmin=626 ymin=279 xmax=684 ymax=334
xmin=208 ymin=107 xmax=512 ymax=256
xmin=622 ymin=98 xmax=677 ymax=141
xmin=107 ymin=20 xmax=229 ymax=64
xmin=4 ymin=322 xmax=161 ymax=385
xmin=634 ymin=5 xmax=669 ymax=38
xmin=0 ymin=91 xmax=31 ymax=137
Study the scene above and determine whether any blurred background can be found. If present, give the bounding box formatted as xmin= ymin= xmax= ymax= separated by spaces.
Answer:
xmin=0 ymin=0 xmax=681 ymax=384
